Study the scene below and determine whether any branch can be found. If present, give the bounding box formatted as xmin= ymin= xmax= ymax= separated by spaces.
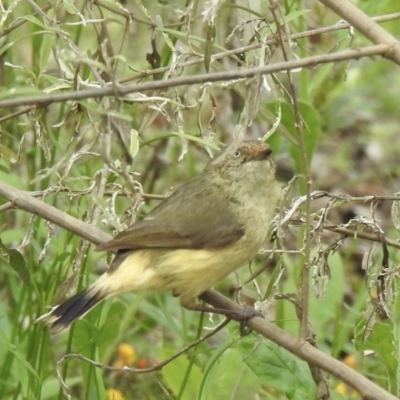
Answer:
xmin=0 ymin=180 xmax=109 ymax=245
xmin=319 ymin=0 xmax=400 ymax=65
xmin=324 ymin=226 xmax=400 ymax=250
xmin=0 ymin=44 xmax=390 ymax=109
xmin=0 ymin=178 xmax=397 ymax=399
xmin=200 ymin=291 xmax=397 ymax=400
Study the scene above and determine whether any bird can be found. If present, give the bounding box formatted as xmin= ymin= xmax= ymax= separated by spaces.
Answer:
xmin=39 ymin=140 xmax=281 ymax=333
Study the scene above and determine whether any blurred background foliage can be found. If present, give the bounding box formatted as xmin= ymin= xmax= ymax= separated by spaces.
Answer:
xmin=1 ymin=0 xmax=400 ymax=399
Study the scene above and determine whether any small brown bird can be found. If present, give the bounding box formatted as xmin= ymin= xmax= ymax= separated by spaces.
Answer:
xmin=40 ymin=140 xmax=280 ymax=333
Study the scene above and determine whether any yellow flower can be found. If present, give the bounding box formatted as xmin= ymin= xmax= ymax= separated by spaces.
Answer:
xmin=117 ymin=343 xmax=136 ymax=365
xmin=343 ymin=354 xmax=357 ymax=369
xmin=106 ymin=388 xmax=124 ymax=400
xmin=335 ymin=382 xmax=347 ymax=395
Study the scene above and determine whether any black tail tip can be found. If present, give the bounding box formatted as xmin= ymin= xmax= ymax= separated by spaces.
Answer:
xmin=37 ymin=288 xmax=104 ymax=334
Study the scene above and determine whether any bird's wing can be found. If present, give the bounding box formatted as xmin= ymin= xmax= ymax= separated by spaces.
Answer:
xmin=96 ymin=178 xmax=244 ymax=252
xmin=96 ymin=219 xmax=244 ymax=252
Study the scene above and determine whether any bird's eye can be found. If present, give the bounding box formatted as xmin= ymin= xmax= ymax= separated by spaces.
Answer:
xmin=233 ymin=150 xmax=241 ymax=158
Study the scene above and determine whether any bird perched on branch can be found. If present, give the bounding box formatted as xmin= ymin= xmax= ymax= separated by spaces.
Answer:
xmin=39 ymin=140 xmax=280 ymax=333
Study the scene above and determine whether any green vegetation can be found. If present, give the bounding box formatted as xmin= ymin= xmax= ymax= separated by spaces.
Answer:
xmin=1 ymin=1 xmax=400 ymax=399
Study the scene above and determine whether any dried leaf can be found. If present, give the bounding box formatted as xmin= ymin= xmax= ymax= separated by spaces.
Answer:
xmin=129 ymin=129 xmax=140 ymax=159
xmin=204 ymin=22 xmax=216 ymax=72
xmin=391 ymin=199 xmax=400 ymax=233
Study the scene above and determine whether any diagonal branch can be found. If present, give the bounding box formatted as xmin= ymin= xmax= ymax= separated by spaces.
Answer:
xmin=319 ymin=0 xmax=400 ymax=65
xmin=0 ymin=180 xmax=109 ymax=245
xmin=200 ymin=291 xmax=397 ymax=400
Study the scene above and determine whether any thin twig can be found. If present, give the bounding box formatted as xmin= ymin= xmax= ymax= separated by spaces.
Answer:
xmin=0 ymin=107 xmax=33 ymax=123
xmin=0 ymin=44 xmax=391 ymax=109
xmin=314 ymin=191 xmax=400 ymax=202
xmin=324 ymin=226 xmax=400 ymax=250
xmin=56 ymin=319 xmax=230 ymax=399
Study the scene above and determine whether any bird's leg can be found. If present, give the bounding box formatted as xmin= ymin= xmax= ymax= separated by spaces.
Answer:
xmin=186 ymin=304 xmax=264 ymax=336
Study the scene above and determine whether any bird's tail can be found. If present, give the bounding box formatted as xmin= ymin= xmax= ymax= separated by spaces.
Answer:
xmin=38 ymin=283 xmax=107 ymax=334
xmin=38 ymin=250 xmax=156 ymax=333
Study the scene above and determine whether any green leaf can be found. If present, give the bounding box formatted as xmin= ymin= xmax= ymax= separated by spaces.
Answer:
xmin=18 ymin=15 xmax=48 ymax=30
xmin=263 ymin=258 xmax=283 ymax=300
xmin=355 ymin=320 xmax=398 ymax=393
xmin=0 ymin=326 xmax=40 ymax=382
xmin=169 ymin=131 xmax=220 ymax=149
xmin=309 ymin=252 xmax=345 ymax=338
xmin=63 ymin=0 xmax=83 ymax=16
xmin=41 ymin=377 xmax=82 ymax=400
xmin=282 ymin=9 xmax=311 ymax=24
xmin=239 ymin=336 xmax=316 ymax=400
xmin=39 ymin=32 xmax=56 ymax=71
xmin=160 ymin=348 xmax=204 ymax=400
xmin=0 ymin=238 xmax=30 ymax=285
xmin=0 ymin=86 xmax=46 ymax=100
xmin=77 ymin=99 xmax=133 ymax=120
xmin=201 ymin=346 xmax=261 ymax=400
